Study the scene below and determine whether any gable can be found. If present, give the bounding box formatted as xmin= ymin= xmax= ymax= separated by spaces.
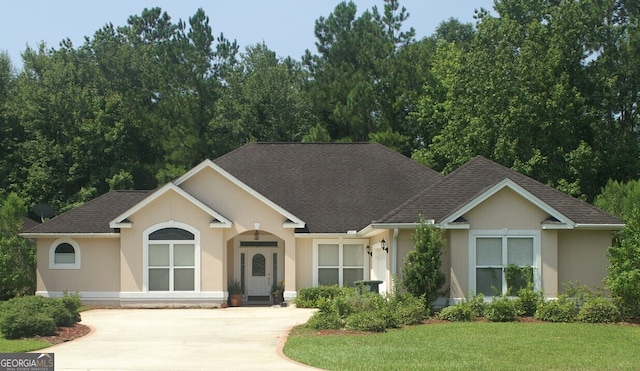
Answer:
xmin=110 ymin=183 xmax=231 ymax=229
xmin=463 ymin=187 xmax=550 ymax=230
xmin=176 ymin=160 xmax=304 ymax=230
xmin=376 ymin=156 xmax=623 ymax=231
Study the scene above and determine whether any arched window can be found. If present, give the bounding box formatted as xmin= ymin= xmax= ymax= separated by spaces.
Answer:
xmin=49 ymin=239 xmax=81 ymax=269
xmin=144 ymin=224 xmax=200 ymax=292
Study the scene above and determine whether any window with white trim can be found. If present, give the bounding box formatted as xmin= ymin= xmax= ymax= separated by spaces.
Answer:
xmin=314 ymin=240 xmax=367 ymax=287
xmin=145 ymin=225 xmax=199 ymax=292
xmin=471 ymin=231 xmax=540 ymax=296
xmin=49 ymin=238 xmax=81 ymax=269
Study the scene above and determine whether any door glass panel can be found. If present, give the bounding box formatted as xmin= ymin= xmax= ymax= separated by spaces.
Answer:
xmin=343 ymin=268 xmax=364 ymax=287
xmin=318 ymin=268 xmax=339 ymax=286
xmin=343 ymin=244 xmax=364 ymax=266
xmin=507 ymin=238 xmax=533 ymax=266
xmin=318 ymin=244 xmax=339 ymax=266
xmin=149 ymin=244 xmax=170 ymax=266
xmin=149 ymin=268 xmax=169 ymax=291
xmin=252 ymin=254 xmax=266 ymax=276
xmin=476 ymin=268 xmax=502 ymax=296
xmin=174 ymin=244 xmax=194 ymax=266
xmin=174 ymin=268 xmax=195 ymax=291
xmin=476 ymin=238 xmax=502 ymax=265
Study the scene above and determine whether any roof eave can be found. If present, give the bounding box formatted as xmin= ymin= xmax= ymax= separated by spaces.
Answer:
xmin=573 ymin=223 xmax=625 ymax=231
xmin=20 ymin=233 xmax=120 ymax=238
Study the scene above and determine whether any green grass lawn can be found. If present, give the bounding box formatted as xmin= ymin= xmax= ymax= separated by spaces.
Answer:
xmin=284 ymin=321 xmax=640 ymax=370
xmin=0 ymin=337 xmax=50 ymax=353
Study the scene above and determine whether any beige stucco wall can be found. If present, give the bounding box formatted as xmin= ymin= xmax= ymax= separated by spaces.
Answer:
xmin=295 ymin=238 xmax=313 ymax=289
xmin=541 ymin=230 xmax=559 ymax=297
xmin=37 ymin=237 xmax=120 ymax=293
xmin=181 ymin=167 xmax=298 ymax=294
xmin=119 ymin=189 xmax=225 ymax=292
xmin=448 ymin=230 xmax=469 ymax=299
xmin=557 ymin=230 xmax=612 ymax=292
xmin=466 ymin=188 xmax=549 ymax=230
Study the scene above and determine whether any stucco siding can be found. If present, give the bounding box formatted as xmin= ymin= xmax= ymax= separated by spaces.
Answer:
xmin=37 ymin=237 xmax=120 ymax=293
xmin=120 ymin=190 xmax=223 ymax=292
xmin=541 ymin=230 xmax=559 ymax=297
xmin=557 ymin=230 xmax=612 ymax=291
xmin=295 ymin=238 xmax=313 ymax=290
xmin=466 ymin=188 xmax=548 ymax=230
xmin=448 ymin=230 xmax=469 ymax=299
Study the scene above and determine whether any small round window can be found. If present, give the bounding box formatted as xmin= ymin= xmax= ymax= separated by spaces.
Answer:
xmin=54 ymin=243 xmax=76 ymax=264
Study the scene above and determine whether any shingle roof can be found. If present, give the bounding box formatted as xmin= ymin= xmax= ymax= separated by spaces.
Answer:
xmin=24 ymin=190 xmax=153 ymax=234
xmin=214 ymin=142 xmax=443 ymax=233
xmin=379 ymin=156 xmax=623 ymax=226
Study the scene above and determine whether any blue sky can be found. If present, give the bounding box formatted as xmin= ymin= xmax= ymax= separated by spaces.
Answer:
xmin=1 ymin=1 xmax=494 ymax=67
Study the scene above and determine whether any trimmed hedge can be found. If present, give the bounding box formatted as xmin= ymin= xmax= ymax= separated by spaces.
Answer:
xmin=0 ymin=293 xmax=82 ymax=339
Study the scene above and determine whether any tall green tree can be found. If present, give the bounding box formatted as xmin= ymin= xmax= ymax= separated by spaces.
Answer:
xmin=212 ymin=43 xmax=318 ymax=151
xmin=402 ymin=217 xmax=446 ymax=307
xmin=0 ymin=193 xmax=36 ymax=299
xmin=303 ymin=0 xmax=420 ymax=147
xmin=411 ymin=0 xmax=626 ymax=200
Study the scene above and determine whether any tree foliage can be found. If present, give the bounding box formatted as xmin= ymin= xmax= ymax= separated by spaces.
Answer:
xmin=0 ymin=0 xmax=639 ymax=211
xmin=605 ymin=213 xmax=640 ymax=318
xmin=402 ymin=217 xmax=446 ymax=307
xmin=0 ymin=193 xmax=36 ymax=299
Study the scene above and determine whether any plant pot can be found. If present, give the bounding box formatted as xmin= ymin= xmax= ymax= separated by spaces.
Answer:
xmin=229 ymin=294 xmax=242 ymax=307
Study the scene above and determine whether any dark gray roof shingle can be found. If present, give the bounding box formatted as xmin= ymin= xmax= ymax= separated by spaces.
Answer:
xmin=379 ymin=156 xmax=622 ymax=225
xmin=214 ymin=142 xmax=443 ymax=233
xmin=25 ymin=190 xmax=153 ymax=234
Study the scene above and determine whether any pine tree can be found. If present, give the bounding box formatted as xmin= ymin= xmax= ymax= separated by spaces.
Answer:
xmin=402 ymin=216 xmax=446 ymax=307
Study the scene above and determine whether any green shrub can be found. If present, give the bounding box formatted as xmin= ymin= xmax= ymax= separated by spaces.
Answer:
xmin=389 ymin=292 xmax=428 ymax=325
xmin=296 ymin=285 xmax=350 ymax=308
xmin=516 ymin=284 xmax=543 ymax=317
xmin=306 ymin=310 xmax=343 ymax=330
xmin=1 ymin=311 xmax=57 ymax=339
xmin=484 ymin=296 xmax=518 ymax=322
xmin=535 ymin=296 xmax=577 ymax=322
xmin=438 ymin=303 xmax=472 ymax=322
xmin=60 ymin=291 xmax=82 ymax=322
xmin=344 ymin=311 xmax=387 ymax=332
xmin=505 ymin=264 xmax=533 ymax=295
xmin=577 ymin=297 xmax=620 ymax=323
xmin=468 ymin=293 xmax=486 ymax=318
xmin=0 ymin=295 xmax=81 ymax=339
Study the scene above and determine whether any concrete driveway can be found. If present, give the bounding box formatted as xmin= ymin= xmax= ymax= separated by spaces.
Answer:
xmin=42 ymin=307 xmax=318 ymax=370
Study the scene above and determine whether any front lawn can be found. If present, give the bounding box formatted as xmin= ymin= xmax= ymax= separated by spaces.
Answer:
xmin=284 ymin=321 xmax=640 ymax=370
xmin=0 ymin=337 xmax=50 ymax=353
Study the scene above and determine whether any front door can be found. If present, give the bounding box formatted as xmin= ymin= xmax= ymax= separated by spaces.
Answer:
xmin=246 ymin=249 xmax=276 ymax=301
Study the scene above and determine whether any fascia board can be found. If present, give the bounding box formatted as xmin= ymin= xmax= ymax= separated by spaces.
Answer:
xmin=174 ymin=159 xmax=306 ymax=229
xmin=574 ymin=223 xmax=625 ymax=230
xmin=20 ymin=233 xmax=120 ymax=238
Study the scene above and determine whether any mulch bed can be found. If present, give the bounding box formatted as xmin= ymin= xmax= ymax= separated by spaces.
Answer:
xmin=36 ymin=324 xmax=91 ymax=345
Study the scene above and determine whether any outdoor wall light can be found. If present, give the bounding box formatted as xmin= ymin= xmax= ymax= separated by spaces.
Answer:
xmin=366 ymin=245 xmax=372 ymax=256
xmin=254 ymin=222 xmax=260 ymax=240
xmin=381 ymin=239 xmax=388 ymax=253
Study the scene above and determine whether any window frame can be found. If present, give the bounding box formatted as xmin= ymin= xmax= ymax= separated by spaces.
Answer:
xmin=49 ymin=238 xmax=81 ymax=270
xmin=469 ymin=230 xmax=541 ymax=297
xmin=312 ymin=239 xmax=369 ymax=287
xmin=143 ymin=222 xmax=200 ymax=292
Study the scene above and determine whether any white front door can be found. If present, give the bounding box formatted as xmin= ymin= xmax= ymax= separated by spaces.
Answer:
xmin=246 ymin=249 xmax=275 ymax=299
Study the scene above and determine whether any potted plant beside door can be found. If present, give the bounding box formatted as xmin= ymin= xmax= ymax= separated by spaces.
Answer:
xmin=228 ymin=280 xmax=244 ymax=307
